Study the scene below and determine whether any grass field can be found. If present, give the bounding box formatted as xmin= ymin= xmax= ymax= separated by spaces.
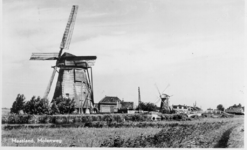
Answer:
xmin=1 ymin=116 xmax=244 ymax=148
xmin=2 ymin=128 xmax=161 ymax=147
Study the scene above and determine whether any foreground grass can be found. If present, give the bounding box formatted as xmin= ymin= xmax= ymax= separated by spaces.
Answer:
xmin=2 ymin=117 xmax=244 ymax=147
xmin=2 ymin=128 xmax=161 ymax=147
xmin=100 ymin=118 xmax=244 ymax=148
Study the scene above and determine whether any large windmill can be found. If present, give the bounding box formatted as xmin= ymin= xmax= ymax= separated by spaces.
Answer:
xmin=30 ymin=5 xmax=97 ymax=114
xmin=155 ymin=84 xmax=172 ymax=113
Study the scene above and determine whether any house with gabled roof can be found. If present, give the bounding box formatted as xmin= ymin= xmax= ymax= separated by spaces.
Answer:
xmin=98 ymin=96 xmax=122 ymax=113
xmin=98 ymin=96 xmax=134 ymax=113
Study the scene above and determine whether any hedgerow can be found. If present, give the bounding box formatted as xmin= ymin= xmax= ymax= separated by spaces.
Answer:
xmin=2 ymin=113 xmax=191 ymax=125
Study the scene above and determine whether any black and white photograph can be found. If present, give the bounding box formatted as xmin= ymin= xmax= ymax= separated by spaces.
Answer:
xmin=1 ymin=0 xmax=245 ymax=148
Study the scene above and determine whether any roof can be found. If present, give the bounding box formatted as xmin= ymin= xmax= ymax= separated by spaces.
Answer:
xmin=121 ymin=102 xmax=134 ymax=109
xmin=99 ymin=96 xmax=121 ymax=104
xmin=60 ymin=52 xmax=97 ymax=60
xmin=57 ymin=52 xmax=97 ymax=68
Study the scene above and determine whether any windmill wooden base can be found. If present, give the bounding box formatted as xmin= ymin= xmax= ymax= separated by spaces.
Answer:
xmin=53 ymin=52 xmax=97 ymax=114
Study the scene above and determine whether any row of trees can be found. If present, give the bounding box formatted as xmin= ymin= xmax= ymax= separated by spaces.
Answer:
xmin=216 ymin=103 xmax=243 ymax=111
xmin=10 ymin=94 xmax=75 ymax=115
xmin=11 ymin=95 xmax=162 ymax=115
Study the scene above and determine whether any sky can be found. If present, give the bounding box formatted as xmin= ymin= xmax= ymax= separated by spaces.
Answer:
xmin=1 ymin=0 xmax=245 ymax=110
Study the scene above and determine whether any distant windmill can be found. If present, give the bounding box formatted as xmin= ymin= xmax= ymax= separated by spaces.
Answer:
xmin=30 ymin=6 xmax=97 ymax=114
xmin=155 ymin=84 xmax=172 ymax=113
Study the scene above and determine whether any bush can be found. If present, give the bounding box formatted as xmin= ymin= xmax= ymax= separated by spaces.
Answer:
xmin=113 ymin=115 xmax=125 ymax=123
xmin=38 ymin=115 xmax=52 ymax=123
xmin=51 ymin=96 xmax=75 ymax=114
xmin=2 ymin=116 xmax=8 ymax=124
xmin=54 ymin=116 xmax=67 ymax=124
xmin=91 ymin=115 xmax=100 ymax=121
xmin=18 ymin=115 xmax=29 ymax=124
xmin=27 ymin=115 xmax=39 ymax=124
xmin=124 ymin=115 xmax=133 ymax=121
xmin=103 ymin=114 xmax=114 ymax=122
xmin=7 ymin=115 xmax=18 ymax=124
xmin=74 ymin=116 xmax=82 ymax=123
xmin=11 ymin=94 xmax=25 ymax=114
xmin=81 ymin=115 xmax=93 ymax=123
xmin=67 ymin=116 xmax=75 ymax=123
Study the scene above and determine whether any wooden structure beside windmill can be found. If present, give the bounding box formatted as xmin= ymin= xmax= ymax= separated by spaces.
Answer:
xmin=30 ymin=5 xmax=97 ymax=114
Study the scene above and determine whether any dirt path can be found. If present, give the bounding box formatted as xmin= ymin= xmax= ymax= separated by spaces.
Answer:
xmin=214 ymin=126 xmax=236 ymax=148
xmin=214 ymin=120 xmax=244 ymax=148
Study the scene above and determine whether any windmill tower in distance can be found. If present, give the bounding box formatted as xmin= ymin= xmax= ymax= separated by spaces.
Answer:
xmin=30 ymin=6 xmax=97 ymax=114
xmin=155 ymin=84 xmax=171 ymax=113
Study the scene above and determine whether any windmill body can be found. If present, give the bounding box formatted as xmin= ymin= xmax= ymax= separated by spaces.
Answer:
xmin=155 ymin=84 xmax=171 ymax=113
xmin=160 ymin=93 xmax=170 ymax=112
xmin=30 ymin=5 xmax=97 ymax=114
xmin=53 ymin=52 xmax=97 ymax=114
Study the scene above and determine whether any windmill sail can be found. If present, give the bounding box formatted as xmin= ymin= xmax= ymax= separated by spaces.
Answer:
xmin=30 ymin=53 xmax=59 ymax=60
xmin=60 ymin=5 xmax=78 ymax=50
xmin=43 ymin=5 xmax=79 ymax=99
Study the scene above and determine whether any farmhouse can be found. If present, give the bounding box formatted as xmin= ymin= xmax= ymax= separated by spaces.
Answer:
xmin=225 ymin=106 xmax=244 ymax=115
xmin=98 ymin=96 xmax=134 ymax=113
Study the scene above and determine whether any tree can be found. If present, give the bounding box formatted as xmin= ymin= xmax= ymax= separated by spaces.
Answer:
xmin=11 ymin=94 xmax=25 ymax=114
xmin=145 ymin=102 xmax=158 ymax=111
xmin=136 ymin=102 xmax=158 ymax=111
xmin=23 ymin=96 xmax=50 ymax=115
xmin=217 ymin=104 xmax=224 ymax=111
